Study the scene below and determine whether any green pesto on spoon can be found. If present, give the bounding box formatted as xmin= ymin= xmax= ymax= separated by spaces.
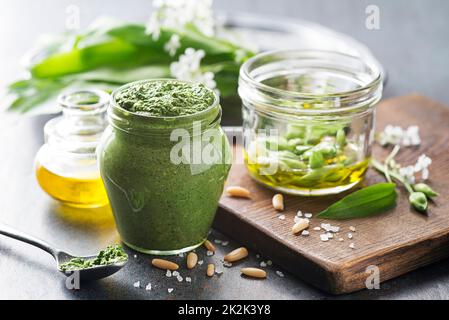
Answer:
xmin=0 ymin=223 xmax=128 ymax=281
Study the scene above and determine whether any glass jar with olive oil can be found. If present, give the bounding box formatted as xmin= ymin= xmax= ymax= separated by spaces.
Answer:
xmin=238 ymin=50 xmax=383 ymax=196
xmin=35 ymin=89 xmax=109 ymax=207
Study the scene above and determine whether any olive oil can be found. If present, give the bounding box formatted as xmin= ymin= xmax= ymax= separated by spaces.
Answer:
xmin=36 ymin=164 xmax=108 ymax=208
xmin=244 ymin=151 xmax=369 ymax=196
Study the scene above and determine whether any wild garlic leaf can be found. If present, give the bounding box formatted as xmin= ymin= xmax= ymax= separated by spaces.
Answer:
xmin=73 ymin=65 xmax=171 ymax=84
xmin=6 ymin=17 xmax=253 ymax=115
xmin=317 ymin=183 xmax=397 ymax=220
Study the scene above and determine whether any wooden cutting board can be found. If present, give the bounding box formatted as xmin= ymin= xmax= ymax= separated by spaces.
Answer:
xmin=214 ymin=94 xmax=449 ymax=294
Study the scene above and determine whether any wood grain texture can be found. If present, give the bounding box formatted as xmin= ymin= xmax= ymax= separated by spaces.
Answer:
xmin=215 ymin=94 xmax=449 ymax=294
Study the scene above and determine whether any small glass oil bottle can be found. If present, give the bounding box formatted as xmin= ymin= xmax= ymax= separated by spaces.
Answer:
xmin=35 ymin=89 xmax=110 ymax=208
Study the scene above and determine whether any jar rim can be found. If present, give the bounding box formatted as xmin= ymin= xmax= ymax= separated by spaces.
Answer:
xmin=239 ymin=49 xmax=382 ymax=115
xmin=110 ymin=79 xmax=219 ymax=121
xmin=109 ymin=79 xmax=221 ymax=135
xmin=58 ymin=89 xmax=110 ymax=115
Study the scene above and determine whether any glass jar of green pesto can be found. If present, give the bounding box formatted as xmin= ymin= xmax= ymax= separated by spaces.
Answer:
xmin=98 ymin=79 xmax=231 ymax=255
xmin=239 ymin=50 xmax=382 ymax=196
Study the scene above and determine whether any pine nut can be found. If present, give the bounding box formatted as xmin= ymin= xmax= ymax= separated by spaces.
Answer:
xmin=186 ymin=252 xmax=198 ymax=269
xmin=207 ymin=263 xmax=215 ymax=277
xmin=226 ymin=186 xmax=251 ymax=198
xmin=151 ymin=258 xmax=179 ymax=271
xmin=272 ymin=194 xmax=284 ymax=211
xmin=224 ymin=247 xmax=248 ymax=262
xmin=241 ymin=267 xmax=267 ymax=279
xmin=203 ymin=239 xmax=216 ymax=252
xmin=292 ymin=218 xmax=310 ymax=235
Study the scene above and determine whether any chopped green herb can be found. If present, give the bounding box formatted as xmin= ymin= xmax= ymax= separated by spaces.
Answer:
xmin=115 ymin=80 xmax=215 ymax=117
xmin=59 ymin=244 xmax=128 ymax=272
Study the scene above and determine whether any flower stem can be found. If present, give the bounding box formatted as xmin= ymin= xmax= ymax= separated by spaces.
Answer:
xmin=371 ymin=159 xmax=414 ymax=193
xmin=384 ymin=145 xmax=400 ymax=183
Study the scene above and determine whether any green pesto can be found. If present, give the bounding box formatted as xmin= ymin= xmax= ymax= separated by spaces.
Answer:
xmin=59 ymin=245 xmax=128 ymax=272
xmin=114 ymin=80 xmax=215 ymax=117
xmin=99 ymin=79 xmax=230 ymax=253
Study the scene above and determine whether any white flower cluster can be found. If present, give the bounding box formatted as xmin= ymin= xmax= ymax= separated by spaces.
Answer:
xmin=234 ymin=49 xmax=248 ymax=64
xmin=415 ymin=154 xmax=432 ymax=180
xmin=170 ymin=48 xmax=218 ymax=92
xmin=399 ymin=154 xmax=432 ymax=184
xmin=164 ymin=34 xmax=181 ymax=56
xmin=379 ymin=125 xmax=421 ymax=147
xmin=146 ymin=0 xmax=215 ymax=40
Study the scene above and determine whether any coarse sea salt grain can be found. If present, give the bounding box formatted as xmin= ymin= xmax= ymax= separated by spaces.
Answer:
xmin=221 ymin=241 xmax=229 ymax=246
xmin=326 ymin=232 xmax=334 ymax=239
xmin=145 ymin=283 xmax=152 ymax=291
xmin=223 ymin=261 xmax=233 ymax=267
xmin=267 ymin=260 xmax=273 ymax=266
xmin=178 ymin=253 xmax=184 ymax=257
xmin=276 ymin=271 xmax=285 ymax=278
xmin=313 ymin=227 xmax=321 ymax=231
xmin=186 ymin=277 xmax=192 ymax=283
xmin=177 ymin=275 xmax=183 ymax=282
xmin=134 ymin=254 xmax=137 ymax=258
xmin=198 ymin=260 xmax=204 ymax=265
xmin=349 ymin=243 xmax=355 ymax=249
xmin=172 ymin=271 xmax=179 ymax=277
xmin=166 ymin=270 xmax=172 ymax=277
xmin=278 ymin=215 xmax=286 ymax=220
xmin=349 ymin=226 xmax=356 ymax=232
xmin=256 ymin=254 xmax=261 ymax=259
xmin=215 ymin=268 xmax=224 ymax=275
xmin=294 ymin=216 xmax=302 ymax=223
xmin=304 ymin=213 xmax=313 ymax=218
xmin=260 ymin=261 xmax=267 ymax=268
xmin=320 ymin=234 xmax=329 ymax=242
xmin=347 ymin=233 xmax=353 ymax=239
xmin=301 ymin=230 xmax=310 ymax=236
xmin=329 ymin=226 xmax=340 ymax=233
xmin=133 ymin=281 xmax=140 ymax=288
xmin=321 ymin=223 xmax=340 ymax=233
xmin=206 ymin=250 xmax=214 ymax=256
xmin=214 ymin=239 xmax=222 ymax=244
xmin=296 ymin=210 xmax=303 ymax=217
xmin=338 ymin=238 xmax=344 ymax=242
xmin=168 ymin=288 xmax=174 ymax=293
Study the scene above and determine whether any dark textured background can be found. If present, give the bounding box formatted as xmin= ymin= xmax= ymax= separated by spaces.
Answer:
xmin=0 ymin=0 xmax=449 ymax=299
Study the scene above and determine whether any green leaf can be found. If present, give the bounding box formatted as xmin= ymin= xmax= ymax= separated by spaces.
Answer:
xmin=317 ymin=183 xmax=397 ymax=220
xmin=31 ymin=38 xmax=170 ymax=78
xmin=180 ymin=24 xmax=243 ymax=58
xmin=72 ymin=65 xmax=171 ymax=84
xmin=336 ymin=129 xmax=346 ymax=147
xmin=8 ymin=16 xmax=255 ymax=115
xmin=106 ymin=24 xmax=155 ymax=47
xmin=5 ymin=78 xmax=67 ymax=113
xmin=309 ymin=151 xmax=325 ymax=169
xmin=107 ymin=23 xmax=254 ymax=64
xmin=4 ymin=78 xmax=113 ymax=115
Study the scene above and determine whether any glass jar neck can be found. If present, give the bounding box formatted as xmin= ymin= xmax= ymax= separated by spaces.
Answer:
xmin=239 ymin=50 xmax=382 ymax=120
xmin=45 ymin=89 xmax=109 ymax=154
